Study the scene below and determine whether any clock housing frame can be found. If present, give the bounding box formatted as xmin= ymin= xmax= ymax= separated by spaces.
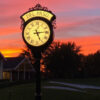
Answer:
xmin=22 ymin=17 xmax=54 ymax=51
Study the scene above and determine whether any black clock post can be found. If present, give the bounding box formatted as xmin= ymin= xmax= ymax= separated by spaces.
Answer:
xmin=33 ymin=51 xmax=42 ymax=100
xmin=29 ymin=48 xmax=42 ymax=100
xmin=20 ymin=4 xmax=56 ymax=100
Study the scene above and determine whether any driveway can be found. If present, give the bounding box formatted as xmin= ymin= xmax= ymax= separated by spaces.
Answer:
xmin=49 ymin=81 xmax=100 ymax=89
xmin=43 ymin=81 xmax=100 ymax=92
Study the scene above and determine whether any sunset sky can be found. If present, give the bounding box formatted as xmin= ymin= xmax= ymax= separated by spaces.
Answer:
xmin=0 ymin=0 xmax=100 ymax=57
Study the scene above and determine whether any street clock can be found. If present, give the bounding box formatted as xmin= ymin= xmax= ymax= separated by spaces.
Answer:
xmin=20 ymin=4 xmax=56 ymax=100
xmin=21 ymin=4 xmax=56 ymax=51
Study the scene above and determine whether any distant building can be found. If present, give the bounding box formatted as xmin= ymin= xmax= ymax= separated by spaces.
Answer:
xmin=0 ymin=53 xmax=35 ymax=81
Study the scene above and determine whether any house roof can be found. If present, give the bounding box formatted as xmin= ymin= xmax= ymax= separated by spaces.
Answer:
xmin=3 ymin=57 xmax=25 ymax=70
xmin=0 ymin=52 xmax=6 ymax=61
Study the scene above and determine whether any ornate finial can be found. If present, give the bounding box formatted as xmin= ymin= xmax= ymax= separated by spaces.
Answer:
xmin=29 ymin=4 xmax=51 ymax=12
xmin=35 ymin=4 xmax=42 ymax=8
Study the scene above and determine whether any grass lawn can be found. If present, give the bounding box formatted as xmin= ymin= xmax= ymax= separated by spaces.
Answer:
xmin=0 ymin=79 xmax=100 ymax=100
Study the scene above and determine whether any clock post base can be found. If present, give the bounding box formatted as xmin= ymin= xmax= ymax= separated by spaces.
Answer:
xmin=34 ymin=51 xmax=42 ymax=100
xmin=35 ymin=94 xmax=41 ymax=100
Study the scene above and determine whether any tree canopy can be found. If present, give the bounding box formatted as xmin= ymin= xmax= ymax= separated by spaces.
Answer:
xmin=85 ymin=50 xmax=100 ymax=77
xmin=42 ymin=42 xmax=82 ymax=78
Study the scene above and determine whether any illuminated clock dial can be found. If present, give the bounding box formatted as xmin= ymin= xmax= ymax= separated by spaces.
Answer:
xmin=23 ymin=20 xmax=51 ymax=47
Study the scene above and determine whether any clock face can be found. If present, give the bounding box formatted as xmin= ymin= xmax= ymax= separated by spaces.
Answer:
xmin=23 ymin=20 xmax=51 ymax=47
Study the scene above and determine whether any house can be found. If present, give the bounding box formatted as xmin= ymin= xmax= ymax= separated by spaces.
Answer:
xmin=0 ymin=53 xmax=35 ymax=81
xmin=0 ymin=52 xmax=6 ymax=80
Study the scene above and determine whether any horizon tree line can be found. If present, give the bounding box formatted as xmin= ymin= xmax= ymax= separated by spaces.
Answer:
xmin=20 ymin=41 xmax=100 ymax=79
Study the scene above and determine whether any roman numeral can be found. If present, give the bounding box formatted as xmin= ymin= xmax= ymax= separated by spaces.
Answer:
xmin=35 ymin=41 xmax=39 ymax=45
xmin=36 ymin=22 xmax=39 ymax=25
xmin=27 ymin=36 xmax=30 ymax=40
xmin=31 ymin=40 xmax=34 ymax=43
xmin=26 ymin=32 xmax=29 ymax=35
xmin=45 ymin=31 xmax=49 ymax=34
xmin=31 ymin=23 xmax=34 ymax=26
xmin=44 ymin=36 xmax=48 ymax=39
xmin=44 ymin=27 xmax=47 ymax=29
xmin=40 ymin=23 xmax=43 ymax=26
xmin=28 ymin=28 xmax=31 ymax=30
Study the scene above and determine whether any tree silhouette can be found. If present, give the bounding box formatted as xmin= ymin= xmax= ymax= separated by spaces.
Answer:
xmin=19 ymin=46 xmax=36 ymax=66
xmin=85 ymin=50 xmax=100 ymax=77
xmin=43 ymin=42 xmax=82 ymax=78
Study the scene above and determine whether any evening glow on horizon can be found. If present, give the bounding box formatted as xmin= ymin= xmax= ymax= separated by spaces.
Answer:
xmin=0 ymin=0 xmax=100 ymax=57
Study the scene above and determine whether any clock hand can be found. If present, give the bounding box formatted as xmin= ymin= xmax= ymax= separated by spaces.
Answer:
xmin=34 ymin=30 xmax=43 ymax=42
xmin=35 ymin=30 xmax=40 ymax=39
xmin=37 ymin=31 xmax=49 ymax=34
xmin=37 ymin=32 xmax=44 ymax=33
xmin=37 ymin=34 xmax=41 ymax=40
xmin=36 ymin=33 xmax=43 ymax=42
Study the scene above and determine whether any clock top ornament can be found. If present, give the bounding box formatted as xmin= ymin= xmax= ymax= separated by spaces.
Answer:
xmin=21 ymin=4 xmax=56 ymax=29
xmin=20 ymin=4 xmax=56 ymax=52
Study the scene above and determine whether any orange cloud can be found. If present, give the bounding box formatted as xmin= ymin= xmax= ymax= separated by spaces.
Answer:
xmin=0 ymin=38 xmax=24 ymax=49
xmin=0 ymin=36 xmax=100 ymax=57
xmin=0 ymin=48 xmax=23 ymax=57
xmin=0 ymin=27 xmax=21 ymax=35
xmin=0 ymin=39 xmax=25 ymax=57
xmin=56 ymin=36 xmax=100 ymax=55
